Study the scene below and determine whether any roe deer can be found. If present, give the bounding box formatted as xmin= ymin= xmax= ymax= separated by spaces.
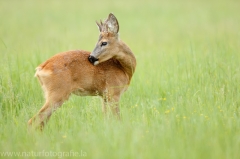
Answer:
xmin=28 ymin=13 xmax=136 ymax=130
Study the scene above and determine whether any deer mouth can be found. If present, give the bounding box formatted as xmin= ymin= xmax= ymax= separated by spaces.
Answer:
xmin=88 ymin=55 xmax=99 ymax=66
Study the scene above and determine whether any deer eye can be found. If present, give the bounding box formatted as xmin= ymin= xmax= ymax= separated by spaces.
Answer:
xmin=101 ymin=42 xmax=107 ymax=47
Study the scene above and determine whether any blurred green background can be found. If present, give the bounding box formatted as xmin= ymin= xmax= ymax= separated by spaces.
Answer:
xmin=0 ymin=0 xmax=240 ymax=159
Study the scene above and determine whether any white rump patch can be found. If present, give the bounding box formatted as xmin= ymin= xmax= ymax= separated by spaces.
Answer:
xmin=35 ymin=67 xmax=52 ymax=77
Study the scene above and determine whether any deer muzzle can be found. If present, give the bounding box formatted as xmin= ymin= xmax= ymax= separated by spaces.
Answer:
xmin=88 ymin=55 xmax=99 ymax=66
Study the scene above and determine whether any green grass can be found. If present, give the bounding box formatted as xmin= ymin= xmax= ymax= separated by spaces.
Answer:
xmin=1 ymin=0 xmax=240 ymax=158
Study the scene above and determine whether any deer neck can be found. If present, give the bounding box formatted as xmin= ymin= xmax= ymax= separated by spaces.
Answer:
xmin=115 ymin=41 xmax=136 ymax=81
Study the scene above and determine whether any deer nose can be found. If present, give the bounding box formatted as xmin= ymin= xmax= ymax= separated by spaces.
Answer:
xmin=88 ymin=55 xmax=99 ymax=65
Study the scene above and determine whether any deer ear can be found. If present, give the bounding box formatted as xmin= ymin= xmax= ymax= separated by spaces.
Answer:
xmin=106 ymin=13 xmax=119 ymax=34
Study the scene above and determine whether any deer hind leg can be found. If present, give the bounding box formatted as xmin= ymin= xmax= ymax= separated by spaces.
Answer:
xmin=28 ymin=89 xmax=70 ymax=130
xmin=28 ymin=72 xmax=71 ymax=130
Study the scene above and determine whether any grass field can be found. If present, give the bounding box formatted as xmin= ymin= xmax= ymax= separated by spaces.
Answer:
xmin=0 ymin=0 xmax=240 ymax=158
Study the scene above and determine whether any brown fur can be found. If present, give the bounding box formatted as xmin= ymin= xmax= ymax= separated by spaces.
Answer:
xmin=28 ymin=13 xmax=136 ymax=130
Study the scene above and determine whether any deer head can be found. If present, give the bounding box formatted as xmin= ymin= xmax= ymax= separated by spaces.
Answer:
xmin=88 ymin=13 xmax=119 ymax=65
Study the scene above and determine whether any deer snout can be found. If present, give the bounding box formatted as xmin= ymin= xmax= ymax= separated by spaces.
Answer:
xmin=88 ymin=55 xmax=99 ymax=66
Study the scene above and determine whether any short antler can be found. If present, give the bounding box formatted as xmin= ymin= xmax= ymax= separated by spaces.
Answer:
xmin=96 ymin=20 xmax=103 ymax=32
